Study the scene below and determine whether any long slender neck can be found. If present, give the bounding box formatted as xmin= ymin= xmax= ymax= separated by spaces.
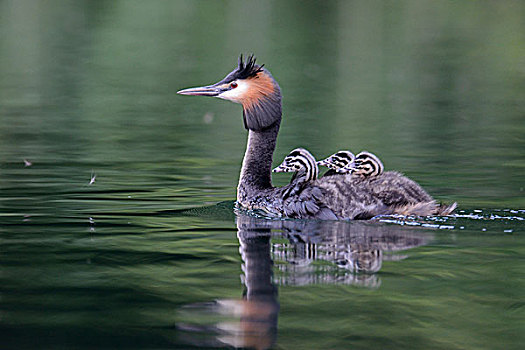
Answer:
xmin=236 ymin=70 xmax=282 ymax=206
xmin=237 ymin=121 xmax=280 ymax=203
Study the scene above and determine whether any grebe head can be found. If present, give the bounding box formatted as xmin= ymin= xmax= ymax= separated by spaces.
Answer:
xmin=177 ymin=54 xmax=282 ymax=131
xmin=351 ymin=151 xmax=384 ymax=177
xmin=272 ymin=148 xmax=318 ymax=182
xmin=317 ymin=151 xmax=355 ymax=173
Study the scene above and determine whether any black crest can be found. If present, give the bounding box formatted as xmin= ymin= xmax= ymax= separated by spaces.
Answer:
xmin=232 ymin=54 xmax=264 ymax=80
xmin=218 ymin=54 xmax=265 ymax=84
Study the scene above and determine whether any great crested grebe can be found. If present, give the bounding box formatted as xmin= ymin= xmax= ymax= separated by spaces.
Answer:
xmin=273 ymin=148 xmax=318 ymax=200
xmin=351 ymin=151 xmax=384 ymax=177
xmin=317 ymin=150 xmax=355 ymax=177
xmin=318 ymin=150 xmax=383 ymax=178
xmin=177 ymin=55 xmax=456 ymax=219
xmin=273 ymin=148 xmax=318 ymax=183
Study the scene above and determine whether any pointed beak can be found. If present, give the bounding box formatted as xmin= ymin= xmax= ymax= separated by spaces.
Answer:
xmin=177 ymin=84 xmax=223 ymax=97
xmin=272 ymin=164 xmax=286 ymax=173
xmin=317 ymin=159 xmax=330 ymax=167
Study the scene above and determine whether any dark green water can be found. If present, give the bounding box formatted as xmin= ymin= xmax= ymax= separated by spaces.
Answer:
xmin=1 ymin=1 xmax=524 ymax=349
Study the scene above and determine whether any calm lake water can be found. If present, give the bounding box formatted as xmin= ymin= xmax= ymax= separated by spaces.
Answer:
xmin=1 ymin=1 xmax=524 ymax=349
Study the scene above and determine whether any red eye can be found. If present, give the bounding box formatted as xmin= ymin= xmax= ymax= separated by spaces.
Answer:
xmin=230 ymin=82 xmax=238 ymax=88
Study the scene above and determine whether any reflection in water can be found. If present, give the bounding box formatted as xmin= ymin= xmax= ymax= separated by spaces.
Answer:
xmin=177 ymin=216 xmax=279 ymax=349
xmin=177 ymin=214 xmax=432 ymax=349
xmin=271 ymin=218 xmax=431 ymax=288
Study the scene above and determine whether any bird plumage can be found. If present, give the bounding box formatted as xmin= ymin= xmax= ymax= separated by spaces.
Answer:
xmin=318 ymin=151 xmax=355 ymax=177
xmin=273 ymin=148 xmax=319 ymax=200
xmin=273 ymin=148 xmax=319 ymax=183
xmin=318 ymin=150 xmax=384 ymax=178
xmin=351 ymin=151 xmax=384 ymax=177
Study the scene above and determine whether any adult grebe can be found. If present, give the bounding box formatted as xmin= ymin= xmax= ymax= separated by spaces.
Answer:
xmin=177 ymin=55 xmax=456 ymax=219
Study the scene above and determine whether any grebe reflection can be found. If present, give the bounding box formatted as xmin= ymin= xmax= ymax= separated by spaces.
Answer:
xmin=176 ymin=214 xmax=432 ymax=349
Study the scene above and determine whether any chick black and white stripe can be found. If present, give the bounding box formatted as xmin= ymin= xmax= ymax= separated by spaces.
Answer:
xmin=318 ymin=150 xmax=383 ymax=178
xmin=273 ymin=148 xmax=318 ymax=182
xmin=351 ymin=151 xmax=384 ymax=177
xmin=317 ymin=151 xmax=355 ymax=175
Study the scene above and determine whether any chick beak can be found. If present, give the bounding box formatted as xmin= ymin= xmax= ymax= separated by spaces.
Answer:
xmin=272 ymin=164 xmax=287 ymax=173
xmin=317 ymin=159 xmax=329 ymax=166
